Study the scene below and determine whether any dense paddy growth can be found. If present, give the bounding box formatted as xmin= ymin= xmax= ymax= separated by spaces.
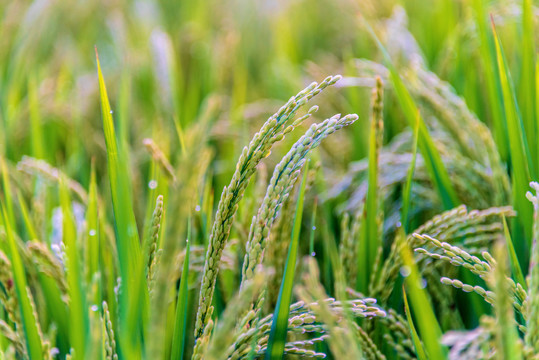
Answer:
xmin=1 ymin=0 xmax=539 ymax=359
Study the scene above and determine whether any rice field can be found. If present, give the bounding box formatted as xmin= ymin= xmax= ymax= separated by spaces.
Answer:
xmin=0 ymin=0 xmax=538 ymax=359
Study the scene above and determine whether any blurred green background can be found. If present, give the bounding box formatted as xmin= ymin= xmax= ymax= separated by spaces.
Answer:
xmin=2 ymin=0 xmax=536 ymax=285
xmin=2 ymin=0 xmax=522 ymax=189
xmin=0 ymin=1 xmax=538 ymax=357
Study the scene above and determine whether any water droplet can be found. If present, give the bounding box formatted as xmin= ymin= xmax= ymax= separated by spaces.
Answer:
xmin=128 ymin=226 xmax=137 ymax=237
xmin=91 ymin=305 xmax=99 ymax=312
xmin=89 ymin=229 xmax=96 ymax=236
xmin=195 ymin=205 xmax=201 ymax=212
xmin=109 ymin=110 xmax=113 ymax=114
xmin=148 ymin=180 xmax=158 ymax=189
xmin=396 ymin=221 xmax=402 ymax=228
xmin=400 ymin=266 xmax=411 ymax=277
xmin=311 ymin=252 xmax=316 ymax=257
xmin=420 ymin=278 xmax=428 ymax=289
xmin=114 ymin=277 xmax=122 ymax=295
xmin=312 ymin=226 xmax=316 ymax=231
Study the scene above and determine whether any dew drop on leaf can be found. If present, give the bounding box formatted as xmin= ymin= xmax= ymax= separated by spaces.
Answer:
xmin=400 ymin=266 xmax=411 ymax=277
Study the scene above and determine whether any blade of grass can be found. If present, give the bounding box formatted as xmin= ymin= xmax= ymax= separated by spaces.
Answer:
xmin=95 ymin=49 xmax=142 ymax=274
xmin=173 ymin=116 xmax=186 ymax=155
xmin=171 ymin=218 xmax=191 ymax=360
xmin=16 ymin=190 xmax=37 ymax=241
xmin=0 ymin=158 xmax=15 ymax=228
xmin=402 ymin=110 xmax=420 ymax=233
xmin=309 ymin=197 xmax=317 ymax=256
xmin=265 ymin=160 xmax=309 ymax=360
xmin=96 ymin=48 xmax=147 ymax=356
xmin=360 ymin=15 xmax=459 ymax=210
xmin=520 ymin=0 xmax=536 ymax=167
xmin=117 ymin=71 xmax=130 ymax=160
xmin=318 ymin=201 xmax=363 ymax=355
xmin=38 ymin=274 xmax=70 ymax=354
xmin=60 ymin=178 xmax=88 ymax=358
xmin=470 ymin=0 xmax=508 ymax=160
xmin=491 ymin=17 xmax=534 ymax=177
xmin=312 ymin=149 xmax=337 ymax=298
xmin=492 ymin=243 xmax=523 ymax=360
xmin=201 ymin=173 xmax=214 ymax=245
xmin=1 ymin=203 xmax=43 ymax=359
xmin=503 ymin=216 xmax=526 ymax=290
xmin=491 ymin=17 xmax=534 ymax=249
xmin=402 ymin=286 xmax=427 ymax=360
xmin=400 ymin=228 xmax=446 ymax=359
xmin=86 ymin=160 xmax=99 ymax=288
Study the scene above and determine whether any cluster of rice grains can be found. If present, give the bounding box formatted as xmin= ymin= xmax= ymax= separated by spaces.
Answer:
xmin=193 ymin=75 xmax=358 ymax=345
xmin=0 ymin=73 xmax=367 ymax=359
xmin=407 ymin=183 xmax=539 ymax=359
xmin=4 ymin=68 xmax=536 ymax=360
xmin=2 ymin=5 xmax=539 ymax=359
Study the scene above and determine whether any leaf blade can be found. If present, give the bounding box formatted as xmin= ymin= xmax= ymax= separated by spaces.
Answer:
xmin=491 ymin=18 xmax=533 ymax=249
xmin=171 ymin=219 xmax=191 ymax=360
xmin=1 ymin=203 xmax=43 ymax=359
xmin=361 ymin=16 xmax=459 ymax=210
xmin=402 ymin=286 xmax=427 ymax=360
xmin=401 ymin=229 xmax=446 ymax=360
xmin=265 ymin=161 xmax=310 ymax=360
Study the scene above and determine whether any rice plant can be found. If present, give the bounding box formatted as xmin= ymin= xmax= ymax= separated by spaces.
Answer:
xmin=0 ymin=0 xmax=538 ymax=359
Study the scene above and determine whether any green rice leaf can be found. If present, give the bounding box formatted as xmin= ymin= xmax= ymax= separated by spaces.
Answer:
xmin=492 ymin=243 xmax=523 ymax=360
xmin=0 ymin=158 xmax=15 ymax=228
xmin=171 ymin=219 xmax=191 ymax=360
xmin=95 ymin=48 xmax=142 ymax=275
xmin=265 ymin=160 xmax=309 ymax=360
xmin=491 ymin=18 xmax=533 ymax=247
xmin=38 ymin=274 xmax=70 ymax=353
xmin=96 ymin=48 xmax=147 ymax=354
xmin=402 ymin=286 xmax=427 ymax=360
xmin=520 ymin=0 xmax=536 ymax=168
xmin=309 ymin=197 xmax=317 ymax=256
xmin=470 ymin=0 xmax=508 ymax=160
xmin=60 ymin=178 xmax=88 ymax=357
xmin=85 ymin=160 xmax=99 ymax=287
xmin=402 ymin=111 xmax=420 ymax=233
xmin=361 ymin=16 xmax=459 ymax=210
xmin=400 ymin=228 xmax=446 ymax=360
xmin=503 ymin=216 xmax=526 ymax=290
xmin=16 ymin=190 xmax=37 ymax=241
xmin=1 ymin=203 xmax=43 ymax=359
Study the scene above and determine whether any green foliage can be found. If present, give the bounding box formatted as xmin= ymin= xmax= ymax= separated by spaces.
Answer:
xmin=402 ymin=287 xmax=427 ymax=360
xmin=266 ymin=161 xmax=309 ymax=360
xmin=171 ymin=231 xmax=190 ymax=360
xmin=491 ymin=17 xmax=534 ymax=250
xmin=1 ymin=205 xmax=43 ymax=359
xmin=401 ymin=230 xmax=446 ymax=359
xmin=0 ymin=1 xmax=538 ymax=359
